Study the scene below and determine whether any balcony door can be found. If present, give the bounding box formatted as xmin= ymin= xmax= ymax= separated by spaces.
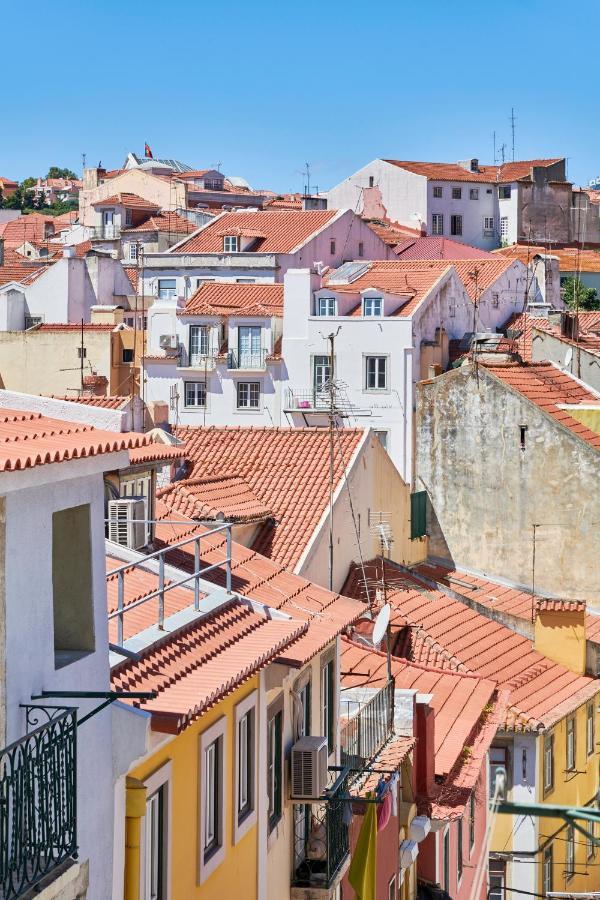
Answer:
xmin=312 ymin=355 xmax=332 ymax=405
xmin=102 ymin=209 xmax=115 ymax=238
xmin=238 ymin=326 xmax=261 ymax=368
xmin=190 ymin=325 xmax=210 ymax=366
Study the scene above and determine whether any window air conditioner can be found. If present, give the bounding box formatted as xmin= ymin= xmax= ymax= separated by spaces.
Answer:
xmin=290 ymin=736 xmax=328 ymax=800
xmin=108 ymin=498 xmax=147 ymax=550
xmin=159 ymin=334 xmax=178 ymax=350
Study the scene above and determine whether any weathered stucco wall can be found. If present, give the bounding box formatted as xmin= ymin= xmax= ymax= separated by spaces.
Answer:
xmin=415 ymin=364 xmax=600 ymax=602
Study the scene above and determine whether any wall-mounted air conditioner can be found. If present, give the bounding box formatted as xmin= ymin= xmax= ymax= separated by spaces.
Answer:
xmin=290 ymin=736 xmax=328 ymax=800
xmin=108 ymin=499 xmax=147 ymax=550
xmin=159 ymin=334 xmax=178 ymax=350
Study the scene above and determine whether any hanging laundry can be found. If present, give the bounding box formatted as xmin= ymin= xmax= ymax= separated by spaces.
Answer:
xmin=348 ymin=800 xmax=377 ymax=900
xmin=389 ymin=772 xmax=400 ymax=817
xmin=377 ymin=790 xmax=392 ymax=832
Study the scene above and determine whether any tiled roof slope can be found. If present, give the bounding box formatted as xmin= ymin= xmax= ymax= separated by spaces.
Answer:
xmin=395 ymin=236 xmax=495 ymax=260
xmin=500 ymin=312 xmax=553 ymax=361
xmin=385 ymin=159 xmax=563 ymax=184
xmin=0 ymin=213 xmax=56 ymax=245
xmin=363 ymin=218 xmax=422 ymax=247
xmin=94 ymin=193 xmax=160 ymax=210
xmin=153 ymin=500 xmax=365 ymax=666
xmin=0 ymin=409 xmax=147 ymax=472
xmin=495 ymin=244 xmax=600 ymax=273
xmin=325 ymin=261 xmax=451 ymax=317
xmin=342 ymin=561 xmax=600 ymax=731
xmin=386 ymin=258 xmax=516 ymax=300
xmin=158 ymin=475 xmax=274 ymax=522
xmin=123 ymin=212 xmax=196 ymax=235
xmin=504 ymin=311 xmax=600 ymax=361
xmin=170 ymin=426 xmax=366 ymax=570
xmin=481 ymin=361 xmax=600 ymax=452
xmin=123 ymin=265 xmax=138 ymax=293
xmin=47 ymin=395 xmax=130 ymax=409
xmin=180 ymin=282 xmax=283 ymax=317
xmin=0 ymin=260 xmax=50 ymax=287
xmin=172 ymin=209 xmax=338 ymax=254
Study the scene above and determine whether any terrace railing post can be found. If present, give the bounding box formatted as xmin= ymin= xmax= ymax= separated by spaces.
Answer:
xmin=117 ymin=571 xmax=124 ymax=646
xmin=194 ymin=537 xmax=201 ymax=611
xmin=158 ymin=553 xmax=165 ymax=629
xmin=226 ymin=527 xmax=232 ymax=594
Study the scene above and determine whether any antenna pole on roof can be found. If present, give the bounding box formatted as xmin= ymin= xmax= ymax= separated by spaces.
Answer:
xmin=510 ymin=108 xmax=516 ymax=162
xmin=325 ymin=328 xmax=340 ymax=592
xmin=80 ymin=318 xmax=84 ymax=394
xmin=493 ymin=131 xmax=497 ymax=166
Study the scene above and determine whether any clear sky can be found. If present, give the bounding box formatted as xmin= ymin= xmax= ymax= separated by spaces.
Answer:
xmin=2 ymin=0 xmax=599 ymax=193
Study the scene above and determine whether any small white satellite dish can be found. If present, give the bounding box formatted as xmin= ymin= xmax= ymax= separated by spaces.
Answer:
xmin=372 ymin=603 xmax=391 ymax=647
xmin=564 ymin=347 xmax=573 ymax=368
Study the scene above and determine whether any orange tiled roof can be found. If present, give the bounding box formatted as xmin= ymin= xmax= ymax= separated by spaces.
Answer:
xmin=382 ymin=258 xmax=517 ymax=301
xmin=180 ymin=282 xmax=283 ymax=317
xmin=325 ymin=260 xmax=451 ymax=317
xmin=1 ymin=213 xmax=56 ymax=245
xmin=495 ymin=244 xmax=600 ymax=273
xmin=93 ymin=193 xmax=161 ymax=211
xmin=342 ymin=561 xmax=600 ymax=731
xmin=385 ymin=159 xmax=563 ymax=184
xmin=481 ymin=361 xmax=600 ymax=452
xmin=123 ymin=266 xmax=138 ymax=293
xmin=158 ymin=475 xmax=273 ymax=523
xmin=364 ymin=218 xmax=423 ymax=247
xmin=503 ymin=311 xmax=600 ymax=362
xmin=395 ymin=236 xmax=496 ymax=260
xmin=169 ymin=426 xmax=366 ymax=570
xmin=122 ymin=211 xmax=196 ymax=235
xmin=129 ymin=444 xmax=186 ymax=464
xmin=47 ymin=394 xmax=130 ymax=409
xmin=173 ymin=209 xmax=338 ymax=254
xmin=0 ymin=409 xmax=147 ymax=473
xmin=265 ymin=195 xmax=303 ymax=210
xmin=0 ymin=176 xmax=18 ymax=187
xmin=152 ymin=500 xmax=365 ymax=666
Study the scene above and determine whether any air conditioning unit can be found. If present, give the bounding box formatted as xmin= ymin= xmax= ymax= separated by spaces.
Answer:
xmin=108 ymin=499 xmax=147 ymax=550
xmin=159 ymin=334 xmax=178 ymax=350
xmin=290 ymin=736 xmax=328 ymax=800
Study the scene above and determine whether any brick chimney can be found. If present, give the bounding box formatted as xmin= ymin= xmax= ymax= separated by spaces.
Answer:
xmin=534 ymin=599 xmax=587 ymax=674
xmin=82 ymin=373 xmax=108 ymax=397
xmin=415 ymin=694 xmax=436 ymax=798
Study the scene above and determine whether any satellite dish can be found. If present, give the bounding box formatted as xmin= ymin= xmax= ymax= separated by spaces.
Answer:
xmin=564 ymin=347 xmax=573 ymax=368
xmin=372 ymin=603 xmax=391 ymax=647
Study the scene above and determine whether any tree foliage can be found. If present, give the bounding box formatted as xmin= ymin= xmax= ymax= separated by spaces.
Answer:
xmin=46 ymin=166 xmax=78 ymax=180
xmin=562 ymin=275 xmax=600 ymax=311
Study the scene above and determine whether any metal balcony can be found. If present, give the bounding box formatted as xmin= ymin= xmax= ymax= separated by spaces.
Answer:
xmin=227 ymin=349 xmax=267 ymax=370
xmin=284 ymin=387 xmax=331 ymax=411
xmin=0 ymin=710 xmax=77 ymax=899
xmin=292 ymin=771 xmax=350 ymax=893
xmin=340 ymin=679 xmax=395 ymax=769
xmin=89 ymin=225 xmax=121 ymax=240
xmin=178 ymin=348 xmax=218 ymax=370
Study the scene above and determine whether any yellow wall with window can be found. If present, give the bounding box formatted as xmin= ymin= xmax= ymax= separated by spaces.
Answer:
xmin=126 ymin=676 xmax=260 ymax=900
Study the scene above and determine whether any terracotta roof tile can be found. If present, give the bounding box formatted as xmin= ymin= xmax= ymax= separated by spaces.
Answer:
xmin=325 ymin=261 xmax=451 ymax=317
xmin=496 ymin=244 xmax=600 ymax=273
xmin=179 ymin=282 xmax=283 ymax=317
xmin=158 ymin=474 xmax=273 ymax=522
xmin=93 ymin=193 xmax=161 ymax=211
xmin=395 ymin=236 xmax=495 ymax=260
xmin=122 ymin=211 xmax=197 ymax=235
xmin=385 ymin=159 xmax=563 ymax=184
xmin=383 ymin=258 xmax=517 ymax=301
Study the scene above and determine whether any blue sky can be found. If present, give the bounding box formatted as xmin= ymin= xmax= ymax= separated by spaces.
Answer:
xmin=2 ymin=0 xmax=599 ymax=193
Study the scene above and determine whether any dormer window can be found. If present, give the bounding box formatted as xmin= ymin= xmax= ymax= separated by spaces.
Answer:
xmin=363 ymin=296 xmax=383 ymax=317
xmin=125 ymin=209 xmax=133 ymax=226
xmin=223 ymin=235 xmax=239 ymax=252
xmin=317 ymin=297 xmax=337 ymax=316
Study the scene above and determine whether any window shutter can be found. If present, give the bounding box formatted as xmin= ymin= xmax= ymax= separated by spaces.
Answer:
xmin=410 ymin=491 xmax=427 ymax=540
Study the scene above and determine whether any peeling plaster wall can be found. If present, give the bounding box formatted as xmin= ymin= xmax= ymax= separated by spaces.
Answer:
xmin=415 ymin=364 xmax=600 ymax=602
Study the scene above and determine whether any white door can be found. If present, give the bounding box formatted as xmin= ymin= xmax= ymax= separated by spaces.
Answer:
xmin=238 ymin=326 xmax=261 ymax=368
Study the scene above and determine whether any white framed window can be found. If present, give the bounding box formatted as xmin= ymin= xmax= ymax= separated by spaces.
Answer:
xmin=543 ymin=845 xmax=553 ymax=894
xmin=566 ymin=716 xmax=576 ymax=770
xmin=184 ymin=381 xmax=206 ymax=408
xmin=141 ymin=761 xmax=171 ymax=900
xmin=492 ymin=292 xmax=499 ymax=308
xmin=363 ymin=296 xmax=383 ymax=317
xmin=157 ymin=278 xmax=177 ymax=300
xmin=483 ymin=217 xmax=494 ymax=234
xmin=236 ymin=277 xmax=256 ymax=283
xmin=330 ymin=239 xmax=336 ymax=255
xmin=470 ymin=188 xmax=479 ymax=200
xmin=544 ymin=733 xmax=554 ymax=793
xmin=267 ymin=697 xmax=283 ymax=833
xmin=587 ymin=703 xmax=595 ymax=756
xmin=129 ymin=242 xmax=138 ymax=260
xmin=433 ymin=185 xmax=443 ymax=199
xmin=189 ymin=325 xmax=210 ymax=363
xmin=457 ymin=816 xmax=463 ymax=882
xmin=587 ymin=818 xmax=596 ymax=860
xmin=452 ymin=187 xmax=462 ymax=200
xmin=432 ymin=214 xmax=444 ymax=235
xmin=321 ymin=655 xmax=335 ymax=754
xmin=358 ymin=241 xmax=364 ymax=257
xmin=234 ymin=690 xmax=258 ymax=844
xmin=236 ymin=381 xmax=260 ymax=409
xmin=450 ymin=214 xmax=463 ymax=236
xmin=365 ymin=356 xmax=388 ymax=391
xmin=566 ymin=825 xmax=575 ymax=880
xmin=500 ymin=217 xmax=509 ymax=240
xmin=317 ymin=296 xmax=337 ymax=316
xmin=489 ymin=746 xmax=508 ymax=799
xmin=223 ymin=235 xmax=238 ymax=252
xmin=443 ymin=828 xmax=450 ymax=891
xmin=499 ymin=185 xmax=511 ymax=200
xmin=469 ymin=791 xmax=475 ymax=852
xmin=313 ymin=354 xmax=332 ymax=392
xmin=199 ymin=718 xmax=226 ymax=883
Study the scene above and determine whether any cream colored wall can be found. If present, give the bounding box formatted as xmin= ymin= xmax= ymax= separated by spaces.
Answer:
xmin=0 ymin=331 xmax=113 ymax=395
xmin=80 ymin=169 xmax=186 ymax=225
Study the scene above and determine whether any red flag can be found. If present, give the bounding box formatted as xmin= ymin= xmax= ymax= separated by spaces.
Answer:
xmin=144 ymin=142 xmax=153 ymax=159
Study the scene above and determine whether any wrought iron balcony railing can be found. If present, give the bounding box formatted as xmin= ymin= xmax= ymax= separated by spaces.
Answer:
xmin=292 ymin=771 xmax=349 ymax=890
xmin=227 ymin=349 xmax=267 ymax=370
xmin=340 ymin=679 xmax=395 ymax=769
xmin=0 ymin=709 xmax=77 ymax=899
xmin=284 ymin=387 xmax=331 ymax=411
xmin=178 ymin=347 xmax=218 ymax=370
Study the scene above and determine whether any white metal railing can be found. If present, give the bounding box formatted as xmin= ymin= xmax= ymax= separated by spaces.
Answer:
xmin=107 ymin=523 xmax=233 ymax=647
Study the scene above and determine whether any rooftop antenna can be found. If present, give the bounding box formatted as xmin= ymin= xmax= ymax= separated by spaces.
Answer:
xmin=510 ymin=108 xmax=516 ymax=162
xmin=321 ymin=327 xmax=340 ymax=591
xmin=304 ymin=162 xmax=311 ymax=198
xmin=81 ymin=152 xmax=86 ymax=173
xmin=500 ymin=143 xmax=507 ymax=165
xmin=493 ymin=131 xmax=497 ymax=165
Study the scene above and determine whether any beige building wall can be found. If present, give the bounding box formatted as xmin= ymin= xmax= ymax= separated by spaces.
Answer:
xmin=80 ymin=168 xmax=187 ymax=226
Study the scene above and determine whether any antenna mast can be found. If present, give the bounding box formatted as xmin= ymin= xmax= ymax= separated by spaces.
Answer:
xmin=510 ymin=108 xmax=516 ymax=162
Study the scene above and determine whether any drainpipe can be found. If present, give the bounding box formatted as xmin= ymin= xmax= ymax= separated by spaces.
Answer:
xmin=125 ymin=776 xmax=147 ymax=900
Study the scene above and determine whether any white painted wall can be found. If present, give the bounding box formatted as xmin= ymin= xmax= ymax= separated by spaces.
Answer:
xmin=499 ymin=183 xmax=519 ymax=246
xmin=426 ymin=179 xmax=498 ymax=249
xmin=326 ymin=159 xmax=428 ymax=231
xmin=509 ymin=734 xmax=538 ymax=895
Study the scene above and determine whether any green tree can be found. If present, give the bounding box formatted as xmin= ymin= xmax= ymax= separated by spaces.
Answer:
xmin=46 ymin=166 xmax=77 ymax=180
xmin=21 ymin=176 xmax=36 ymax=190
xmin=562 ymin=275 xmax=600 ymax=311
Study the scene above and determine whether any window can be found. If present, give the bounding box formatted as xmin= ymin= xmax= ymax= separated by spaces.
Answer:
xmin=322 ymin=657 xmax=335 ymax=754
xmin=410 ymin=491 xmax=427 ymax=540
xmin=330 ymin=240 xmax=336 ymax=255
xmin=52 ymin=505 xmax=94 ymax=668
xmin=189 ymin=325 xmax=210 ymax=363
xmin=450 ymin=214 xmax=463 ymax=236
xmin=469 ymin=792 xmax=476 ymax=851
xmin=566 ymin=825 xmax=575 ymax=880
xmin=237 ymin=325 xmax=262 ymax=368
xmin=77 ymin=346 xmax=87 ymax=359
xmin=483 ymin=217 xmax=494 ymax=234
xmin=234 ymin=691 xmax=257 ymax=844
xmin=204 ymin=178 xmax=224 ymax=190
xmin=499 ymin=185 xmax=511 ymax=199
xmin=184 ymin=381 xmax=206 ymax=408
xmin=223 ymin=235 xmax=238 ymax=252
xmin=588 ymin=703 xmax=595 ymax=756
xmin=313 ymin=354 xmax=332 ymax=392
xmin=388 ymin=876 xmax=396 ymax=900
xmin=145 ymin=787 xmax=165 ymax=900
xmin=122 ymin=348 xmax=134 ymax=363
xmin=237 ymin=382 xmax=260 ymax=409
xmin=452 ymin=187 xmax=462 ymax=200
xmin=374 ymin=430 xmax=388 ymax=451
xmin=431 ymin=213 xmax=444 ymax=235
xmin=157 ymin=278 xmax=177 ymax=300
xmin=317 ymin=296 xmax=337 ymax=316
xmin=544 ymin=733 xmax=554 ymax=793
xmin=587 ymin=818 xmax=595 ymax=860
xmin=199 ymin=718 xmax=226 ymax=882
xmin=457 ymin=817 xmax=463 ymax=881
xmin=267 ymin=700 xmax=283 ymax=832
xmin=443 ymin=829 xmax=450 ymax=891
xmin=519 ymin=424 xmax=528 ymax=450
xmin=368 ymin=176 xmax=374 ymax=188
xmin=490 ymin=746 xmax=508 ymax=799
xmin=492 ymin=292 xmax=499 ymax=308
xmin=500 ymin=217 xmax=509 ymax=240
xmin=24 ymin=315 xmax=43 ymax=329
xmin=470 ymin=188 xmax=479 ymax=200
xmin=358 ymin=241 xmax=364 ymax=257
xmin=433 ymin=186 xmax=443 ymax=199
xmin=567 ymin=716 xmax=576 ymax=770
xmin=129 ymin=242 xmax=138 ymax=260
xmin=365 ymin=356 xmax=387 ymax=390
xmin=363 ymin=296 xmax=383 ymax=317
xmin=125 ymin=209 xmax=133 ymax=226
xmin=235 ymin=278 xmax=256 ymax=283
xmin=543 ymin=845 xmax=553 ymax=894
xmin=489 ymin=859 xmax=505 ymax=900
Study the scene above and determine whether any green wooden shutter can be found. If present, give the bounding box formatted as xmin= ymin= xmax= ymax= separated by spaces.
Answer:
xmin=410 ymin=491 xmax=427 ymax=540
